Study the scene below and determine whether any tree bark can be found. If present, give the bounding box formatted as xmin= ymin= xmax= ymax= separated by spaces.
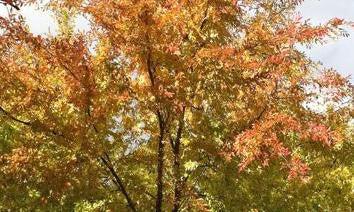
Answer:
xmin=143 ymin=32 xmax=166 ymax=212
xmin=172 ymin=137 xmax=181 ymax=212
xmin=100 ymin=154 xmax=137 ymax=212
xmin=172 ymin=107 xmax=185 ymax=212
xmin=155 ymin=111 xmax=165 ymax=212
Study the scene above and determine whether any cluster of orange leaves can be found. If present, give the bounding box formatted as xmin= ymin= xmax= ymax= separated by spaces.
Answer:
xmin=224 ymin=113 xmax=340 ymax=179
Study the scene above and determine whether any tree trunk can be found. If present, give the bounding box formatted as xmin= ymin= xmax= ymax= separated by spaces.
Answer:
xmin=155 ymin=111 xmax=165 ymax=212
xmin=172 ymin=138 xmax=181 ymax=212
xmin=172 ymin=108 xmax=185 ymax=212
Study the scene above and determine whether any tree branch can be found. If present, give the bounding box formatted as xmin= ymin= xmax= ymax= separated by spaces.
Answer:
xmin=0 ymin=105 xmax=66 ymax=138
xmin=100 ymin=153 xmax=137 ymax=212
xmin=0 ymin=0 xmax=20 ymax=10
xmin=0 ymin=106 xmax=30 ymax=126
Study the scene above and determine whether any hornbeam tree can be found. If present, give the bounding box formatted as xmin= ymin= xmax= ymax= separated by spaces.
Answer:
xmin=0 ymin=0 xmax=353 ymax=211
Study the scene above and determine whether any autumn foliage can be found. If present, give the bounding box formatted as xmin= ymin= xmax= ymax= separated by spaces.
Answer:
xmin=0 ymin=0 xmax=353 ymax=211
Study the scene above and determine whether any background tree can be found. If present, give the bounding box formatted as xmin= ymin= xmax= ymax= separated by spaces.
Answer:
xmin=0 ymin=0 xmax=353 ymax=211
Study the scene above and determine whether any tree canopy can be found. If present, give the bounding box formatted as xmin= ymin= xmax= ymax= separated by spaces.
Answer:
xmin=0 ymin=0 xmax=353 ymax=211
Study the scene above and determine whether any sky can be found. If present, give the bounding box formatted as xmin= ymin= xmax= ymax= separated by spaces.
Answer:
xmin=297 ymin=0 xmax=354 ymax=82
xmin=0 ymin=0 xmax=353 ymax=82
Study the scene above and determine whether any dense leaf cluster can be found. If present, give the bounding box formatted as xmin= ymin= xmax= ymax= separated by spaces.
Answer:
xmin=0 ymin=0 xmax=353 ymax=211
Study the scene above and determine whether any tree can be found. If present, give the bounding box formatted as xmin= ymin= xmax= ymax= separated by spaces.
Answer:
xmin=0 ymin=0 xmax=352 ymax=211
xmin=0 ymin=0 xmax=20 ymax=10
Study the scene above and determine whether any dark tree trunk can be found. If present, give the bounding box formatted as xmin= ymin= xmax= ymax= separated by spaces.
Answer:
xmin=172 ymin=139 xmax=181 ymax=212
xmin=155 ymin=111 xmax=165 ymax=212
xmin=172 ymin=108 xmax=185 ymax=212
